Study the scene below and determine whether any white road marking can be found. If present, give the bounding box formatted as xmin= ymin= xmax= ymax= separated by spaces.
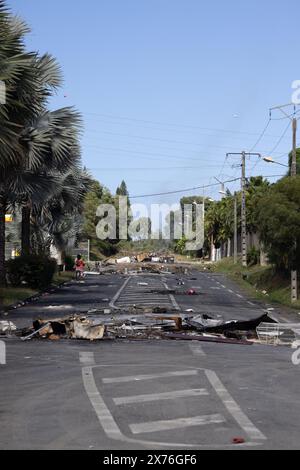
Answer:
xmin=228 ymin=289 xmax=234 ymax=294
xmin=113 ymin=388 xmax=209 ymax=406
xmin=205 ymin=370 xmax=267 ymax=441
xmin=102 ymin=370 xmax=198 ymax=384
xmin=189 ymin=343 xmax=206 ymax=357
xmin=118 ymin=300 xmax=171 ymax=305
xmin=109 ymin=277 xmax=131 ymax=309
xmin=111 ymin=276 xmax=177 ymax=309
xmin=80 ymin=355 xmax=264 ymax=448
xmin=81 ymin=361 xmax=121 ymax=439
xmin=221 ymin=285 xmax=226 ymax=289
xmin=248 ymin=301 xmax=256 ymax=306
xmin=129 ymin=414 xmax=226 ymax=435
xmin=81 ymin=359 xmax=228 ymax=448
xmin=163 ymin=282 xmax=180 ymax=311
xmin=79 ymin=352 xmax=96 ymax=366
xmin=236 ymin=294 xmax=244 ymax=299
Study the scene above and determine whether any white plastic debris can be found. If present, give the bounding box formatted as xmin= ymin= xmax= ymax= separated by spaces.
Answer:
xmin=116 ymin=257 xmax=131 ymax=264
xmin=0 ymin=321 xmax=17 ymax=334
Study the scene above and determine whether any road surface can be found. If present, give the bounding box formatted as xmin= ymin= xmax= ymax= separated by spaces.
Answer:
xmin=0 ymin=268 xmax=299 ymax=450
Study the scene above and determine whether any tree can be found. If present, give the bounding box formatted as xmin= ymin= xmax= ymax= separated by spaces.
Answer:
xmin=116 ymin=180 xmax=129 ymax=196
xmin=245 ymin=176 xmax=270 ymax=233
xmin=30 ymin=167 xmax=91 ymax=260
xmin=0 ymin=2 xmax=40 ymax=285
xmin=81 ymin=180 xmax=118 ymax=258
xmin=115 ymin=180 xmax=132 ymax=241
xmin=256 ymin=176 xmax=300 ymax=271
xmin=288 ymin=148 xmax=300 ymax=175
xmin=19 ymin=107 xmax=83 ymax=255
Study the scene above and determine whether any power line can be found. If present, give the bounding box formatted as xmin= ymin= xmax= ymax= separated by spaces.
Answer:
xmin=89 ymin=165 xmax=227 ymax=171
xmin=83 ymin=111 xmax=291 ymax=140
xmin=250 ymin=121 xmax=291 ymax=175
xmin=129 ymin=175 xmax=285 ymax=199
xmin=84 ymin=128 xmax=263 ymax=147
xmin=249 ymin=118 xmax=271 ymax=152
xmin=84 ymin=142 xmax=285 ymax=162
xmin=130 ymin=178 xmax=240 ymax=199
xmin=268 ymin=121 xmax=291 ymax=155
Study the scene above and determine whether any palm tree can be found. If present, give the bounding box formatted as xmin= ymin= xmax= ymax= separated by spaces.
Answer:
xmin=0 ymin=2 xmax=39 ymax=285
xmin=0 ymin=0 xmax=83 ymax=285
xmin=31 ymin=167 xmax=91 ymax=262
xmin=18 ymin=107 xmax=82 ymax=255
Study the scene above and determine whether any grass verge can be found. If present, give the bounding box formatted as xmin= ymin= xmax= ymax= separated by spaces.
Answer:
xmin=53 ymin=271 xmax=74 ymax=285
xmin=213 ymin=258 xmax=300 ymax=310
xmin=0 ymin=287 xmax=38 ymax=308
xmin=0 ymin=271 xmax=74 ymax=310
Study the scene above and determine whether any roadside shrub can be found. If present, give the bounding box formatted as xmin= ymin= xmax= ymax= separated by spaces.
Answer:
xmin=247 ymin=247 xmax=260 ymax=267
xmin=64 ymin=255 xmax=75 ymax=271
xmin=6 ymin=255 xmax=57 ymax=290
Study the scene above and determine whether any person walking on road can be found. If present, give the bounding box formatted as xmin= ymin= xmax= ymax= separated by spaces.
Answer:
xmin=74 ymin=254 xmax=85 ymax=280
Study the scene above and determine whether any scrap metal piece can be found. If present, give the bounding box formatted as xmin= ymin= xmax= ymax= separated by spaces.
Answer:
xmin=164 ymin=333 xmax=253 ymax=346
xmin=69 ymin=319 xmax=105 ymax=341
xmin=147 ymin=316 xmax=183 ymax=331
xmin=21 ymin=323 xmax=52 ymax=342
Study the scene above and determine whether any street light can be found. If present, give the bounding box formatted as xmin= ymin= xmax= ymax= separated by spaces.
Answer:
xmin=263 ymin=157 xmax=289 ymax=168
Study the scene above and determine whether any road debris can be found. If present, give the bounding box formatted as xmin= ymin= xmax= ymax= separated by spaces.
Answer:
xmin=232 ymin=437 xmax=246 ymax=445
xmin=11 ymin=303 xmax=286 ymax=346
xmin=69 ymin=319 xmax=105 ymax=341
xmin=257 ymin=322 xmax=300 ymax=346
xmin=187 ymin=289 xmax=197 ymax=296
xmin=21 ymin=316 xmax=106 ymax=342
xmin=0 ymin=321 xmax=17 ymax=335
xmin=164 ymin=333 xmax=253 ymax=346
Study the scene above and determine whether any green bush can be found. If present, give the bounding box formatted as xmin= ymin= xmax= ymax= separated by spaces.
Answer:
xmin=247 ymin=247 xmax=260 ymax=267
xmin=6 ymin=255 xmax=57 ymax=290
xmin=64 ymin=255 xmax=75 ymax=271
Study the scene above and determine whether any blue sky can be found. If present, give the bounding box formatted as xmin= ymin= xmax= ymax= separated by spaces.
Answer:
xmin=8 ymin=0 xmax=299 ymax=205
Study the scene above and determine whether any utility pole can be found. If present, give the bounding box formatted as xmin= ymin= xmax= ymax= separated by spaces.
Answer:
xmin=234 ymin=194 xmax=238 ymax=265
xmin=292 ymin=117 xmax=298 ymax=177
xmin=241 ymin=152 xmax=247 ymax=267
xmin=270 ymin=104 xmax=298 ymax=302
xmin=292 ymin=117 xmax=298 ymax=302
xmin=226 ymin=152 xmax=261 ymax=268
xmin=87 ymin=239 xmax=90 ymax=264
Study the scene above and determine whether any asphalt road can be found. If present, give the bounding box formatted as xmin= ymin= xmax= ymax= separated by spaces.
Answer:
xmin=0 ymin=269 xmax=299 ymax=450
